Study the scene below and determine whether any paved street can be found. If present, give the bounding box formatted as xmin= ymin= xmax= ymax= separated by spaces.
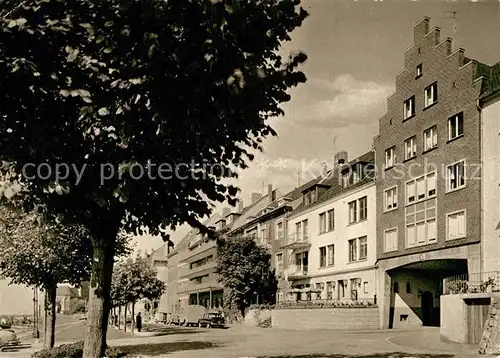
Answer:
xmin=1 ymin=323 xmax=481 ymax=358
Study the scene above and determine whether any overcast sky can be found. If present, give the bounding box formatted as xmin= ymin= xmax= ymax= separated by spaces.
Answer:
xmin=134 ymin=0 xmax=500 ymax=254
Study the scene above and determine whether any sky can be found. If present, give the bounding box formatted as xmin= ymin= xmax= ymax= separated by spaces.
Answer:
xmin=132 ymin=0 xmax=500 ymax=255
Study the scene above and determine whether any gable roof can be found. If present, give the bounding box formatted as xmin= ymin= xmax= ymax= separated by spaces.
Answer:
xmin=56 ymin=286 xmax=80 ymax=298
xmin=290 ymin=151 xmax=375 ymax=218
xmin=474 ymin=60 xmax=500 ymax=101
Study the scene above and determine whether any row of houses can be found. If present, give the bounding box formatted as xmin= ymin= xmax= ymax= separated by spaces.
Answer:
xmin=149 ymin=17 xmax=500 ymax=332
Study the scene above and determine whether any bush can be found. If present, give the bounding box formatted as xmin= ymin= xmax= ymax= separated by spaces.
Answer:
xmin=32 ymin=341 xmax=132 ymax=358
xmin=68 ymin=299 xmax=87 ymax=315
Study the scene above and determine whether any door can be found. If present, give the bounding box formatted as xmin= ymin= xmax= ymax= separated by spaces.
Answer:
xmin=466 ymin=298 xmax=491 ymax=344
xmin=421 ymin=291 xmax=433 ymax=326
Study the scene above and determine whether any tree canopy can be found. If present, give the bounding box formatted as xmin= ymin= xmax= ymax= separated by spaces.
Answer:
xmin=216 ymin=235 xmax=277 ymax=317
xmin=0 ymin=0 xmax=307 ymax=355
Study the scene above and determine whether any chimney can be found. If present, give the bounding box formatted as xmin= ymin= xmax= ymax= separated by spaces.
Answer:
xmin=334 ymin=151 xmax=348 ymax=168
xmin=321 ymin=161 xmax=328 ymax=176
xmin=251 ymin=192 xmax=262 ymax=204
xmin=414 ymin=17 xmax=430 ymax=43
xmin=268 ymin=184 xmax=273 ymax=201
xmin=222 ymin=207 xmax=231 ymax=217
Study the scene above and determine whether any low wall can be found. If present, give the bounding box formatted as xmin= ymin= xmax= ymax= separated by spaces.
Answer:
xmin=441 ymin=293 xmax=499 ymax=344
xmin=244 ymin=308 xmax=272 ymax=327
xmin=271 ymin=307 xmax=379 ymax=330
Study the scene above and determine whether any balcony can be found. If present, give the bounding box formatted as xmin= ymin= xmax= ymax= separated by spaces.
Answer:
xmin=279 ymin=233 xmax=311 ymax=250
xmin=179 ymin=261 xmax=217 ymax=279
xmin=178 ymin=276 xmax=222 ymax=294
xmin=286 ymin=264 xmax=309 ymax=280
xmin=179 ymin=240 xmax=217 ymax=264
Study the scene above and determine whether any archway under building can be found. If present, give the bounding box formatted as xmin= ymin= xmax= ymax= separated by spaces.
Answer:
xmin=386 ymin=258 xmax=468 ymax=329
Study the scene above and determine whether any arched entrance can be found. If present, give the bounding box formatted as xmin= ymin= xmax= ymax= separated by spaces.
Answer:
xmin=421 ymin=291 xmax=433 ymax=326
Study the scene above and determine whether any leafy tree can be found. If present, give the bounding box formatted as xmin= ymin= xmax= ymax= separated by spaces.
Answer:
xmin=0 ymin=203 xmax=91 ymax=349
xmin=215 ymin=236 xmax=277 ymax=319
xmin=0 ymin=0 xmax=307 ymax=356
xmin=111 ymin=255 xmax=165 ymax=334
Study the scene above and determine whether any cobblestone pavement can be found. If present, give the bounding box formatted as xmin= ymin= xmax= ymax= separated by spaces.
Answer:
xmin=0 ymin=325 xmax=480 ymax=358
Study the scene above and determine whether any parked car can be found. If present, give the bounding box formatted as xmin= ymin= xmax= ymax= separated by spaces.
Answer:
xmin=197 ymin=312 xmax=225 ymax=328
xmin=0 ymin=327 xmax=20 ymax=351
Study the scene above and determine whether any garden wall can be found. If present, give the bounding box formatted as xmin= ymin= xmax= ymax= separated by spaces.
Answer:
xmin=271 ymin=306 xmax=380 ymax=330
xmin=244 ymin=308 xmax=272 ymax=327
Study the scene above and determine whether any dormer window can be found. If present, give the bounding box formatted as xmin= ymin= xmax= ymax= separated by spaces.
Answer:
xmin=303 ymin=189 xmax=316 ymax=206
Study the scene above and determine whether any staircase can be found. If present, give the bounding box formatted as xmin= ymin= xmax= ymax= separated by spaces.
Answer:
xmin=479 ymin=296 xmax=500 ymax=355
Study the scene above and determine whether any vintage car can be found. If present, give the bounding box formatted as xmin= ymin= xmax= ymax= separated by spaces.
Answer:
xmin=0 ymin=327 xmax=20 ymax=351
xmin=197 ymin=312 xmax=225 ymax=328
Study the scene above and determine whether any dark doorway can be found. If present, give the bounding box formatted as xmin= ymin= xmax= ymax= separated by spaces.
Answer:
xmin=421 ymin=291 xmax=434 ymax=326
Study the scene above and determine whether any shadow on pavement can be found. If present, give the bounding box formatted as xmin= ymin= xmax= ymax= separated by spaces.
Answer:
xmin=0 ymin=343 xmax=33 ymax=353
xmin=116 ymin=341 xmax=220 ymax=356
xmin=142 ymin=326 xmax=209 ymax=337
xmin=257 ymin=354 xmax=454 ymax=358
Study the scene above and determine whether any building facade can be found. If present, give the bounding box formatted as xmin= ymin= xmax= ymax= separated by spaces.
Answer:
xmin=375 ymin=17 xmax=500 ymax=329
xmin=278 ymin=151 xmax=378 ymax=304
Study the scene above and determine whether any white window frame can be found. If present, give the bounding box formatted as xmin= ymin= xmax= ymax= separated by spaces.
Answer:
xmin=446 ymin=159 xmax=466 ymax=193
xmin=276 ymin=221 xmax=284 ymax=240
xmin=423 ymin=126 xmax=438 ymax=151
xmin=384 ymin=186 xmax=398 ymax=212
xmin=384 ymin=227 xmax=398 ymax=253
xmin=319 ymin=212 xmax=326 ymax=234
xmin=327 ymin=244 xmax=334 ymax=266
xmin=404 ymin=96 xmax=415 ymax=120
xmin=327 ymin=209 xmax=335 ymax=231
xmin=358 ymin=236 xmax=368 ymax=260
xmin=446 ymin=209 xmax=467 ymax=241
xmin=448 ymin=112 xmax=464 ymax=140
xmin=405 ymin=200 xmax=437 ymax=248
xmin=404 ymin=136 xmax=417 ymax=160
xmin=348 ymin=239 xmax=357 ymax=262
xmin=348 ymin=200 xmax=357 ymax=224
xmin=405 ymin=171 xmax=436 ymax=205
xmin=385 ymin=147 xmax=395 ymax=169
xmin=424 ymin=82 xmax=438 ymax=107
xmin=319 ymin=246 xmax=327 ymax=267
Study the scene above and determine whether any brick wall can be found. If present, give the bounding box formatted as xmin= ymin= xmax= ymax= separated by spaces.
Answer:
xmin=375 ymin=17 xmax=484 ymax=261
xmin=271 ymin=307 xmax=379 ymax=330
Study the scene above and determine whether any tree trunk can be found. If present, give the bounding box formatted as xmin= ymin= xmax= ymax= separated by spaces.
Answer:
xmin=124 ymin=303 xmax=127 ymax=332
xmin=118 ymin=306 xmax=121 ymax=328
xmin=43 ymin=282 xmax=57 ymax=349
xmin=131 ymin=302 xmax=135 ymax=335
xmin=82 ymin=240 xmax=116 ymax=358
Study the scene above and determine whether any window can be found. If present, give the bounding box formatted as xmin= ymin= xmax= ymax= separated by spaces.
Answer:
xmin=416 ymin=63 xmax=423 ymax=77
xmin=327 ymin=244 xmax=334 ymax=266
xmin=404 ymin=136 xmax=417 ymax=160
xmin=447 ymin=160 xmax=466 ymax=191
xmin=447 ymin=210 xmax=466 ymax=240
xmin=276 ymin=253 xmax=283 ymax=269
xmin=448 ymin=112 xmax=464 ymax=140
xmin=319 ymin=213 xmax=326 ymax=234
xmin=276 ymin=222 xmax=284 ymax=240
xmin=349 ymin=197 xmax=367 ymax=223
xmin=295 ymin=222 xmax=302 ymax=240
xmin=363 ymin=282 xmax=369 ymax=294
xmin=348 ymin=200 xmax=357 ymax=224
xmin=319 ymin=246 xmax=327 ymax=267
xmin=405 ymin=197 xmax=437 ymax=248
xmin=384 ymin=228 xmax=398 ymax=252
xmin=326 ymin=282 xmax=333 ymax=300
xmin=406 ymin=181 xmax=416 ymax=204
xmin=404 ymin=96 xmax=415 ymax=119
xmin=327 ymin=209 xmax=334 ymax=231
xmin=359 ymin=197 xmax=367 ymax=221
xmin=358 ymin=236 xmax=367 ymax=260
xmin=406 ymin=172 xmax=436 ymax=205
xmin=385 ymin=147 xmax=395 ymax=169
xmin=302 ymin=219 xmax=308 ymax=240
xmin=348 ymin=239 xmax=357 ymax=262
xmin=423 ymin=126 xmax=438 ymax=151
xmin=424 ymin=82 xmax=438 ymax=107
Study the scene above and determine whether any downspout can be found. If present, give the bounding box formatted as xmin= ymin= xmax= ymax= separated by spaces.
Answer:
xmin=477 ymin=99 xmax=484 ymax=274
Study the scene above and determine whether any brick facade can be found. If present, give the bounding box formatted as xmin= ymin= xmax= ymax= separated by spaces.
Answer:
xmin=375 ymin=17 xmax=484 ymax=263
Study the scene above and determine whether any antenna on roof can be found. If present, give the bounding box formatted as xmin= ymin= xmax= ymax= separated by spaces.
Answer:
xmin=333 ymin=136 xmax=337 ymax=166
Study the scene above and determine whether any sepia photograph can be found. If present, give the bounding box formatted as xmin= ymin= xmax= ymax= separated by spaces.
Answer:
xmin=0 ymin=0 xmax=499 ymax=357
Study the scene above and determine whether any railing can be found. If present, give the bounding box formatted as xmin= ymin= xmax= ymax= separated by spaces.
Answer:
xmin=443 ymin=271 xmax=500 ymax=295
xmin=178 ymin=240 xmax=217 ymax=263
xmin=286 ymin=264 xmax=308 ymax=276
xmin=279 ymin=232 xmax=311 ymax=249
xmin=180 ymin=261 xmax=217 ymax=279
xmin=276 ymin=298 xmax=377 ymax=309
